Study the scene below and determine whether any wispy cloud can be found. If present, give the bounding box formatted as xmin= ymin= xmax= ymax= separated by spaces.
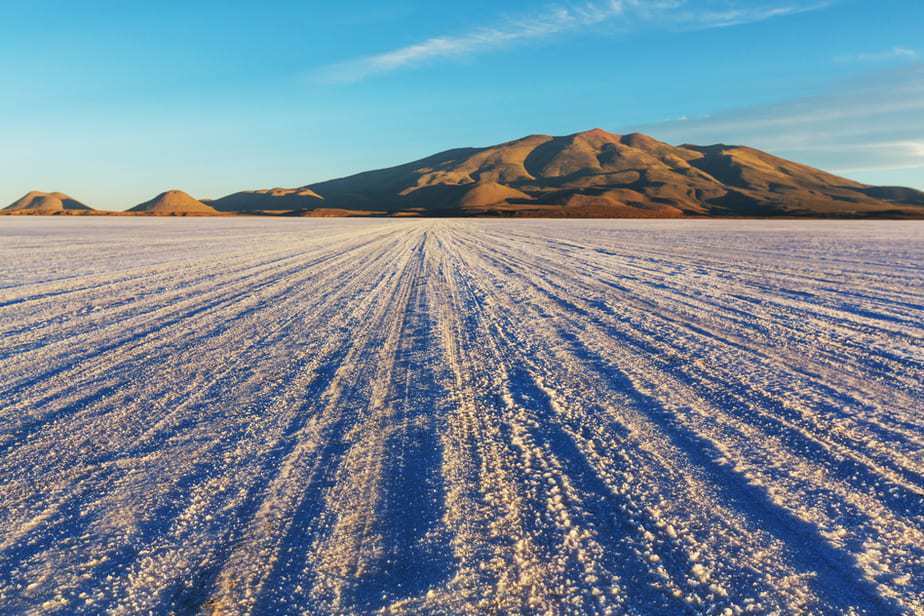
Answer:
xmin=836 ymin=46 xmax=919 ymax=64
xmin=667 ymin=1 xmax=832 ymax=29
xmin=639 ymin=64 xmax=924 ymax=181
xmin=313 ymin=1 xmax=833 ymax=84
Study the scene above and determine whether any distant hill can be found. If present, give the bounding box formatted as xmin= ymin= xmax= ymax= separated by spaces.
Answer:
xmin=207 ymin=188 xmax=323 ymax=213
xmin=2 ymin=191 xmax=94 ymax=215
xmin=128 ymin=190 xmax=219 ymax=215
xmin=212 ymin=129 xmax=924 ymax=218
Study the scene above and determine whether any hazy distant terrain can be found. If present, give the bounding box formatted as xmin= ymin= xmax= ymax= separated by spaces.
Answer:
xmin=0 ymin=218 xmax=921 ymax=614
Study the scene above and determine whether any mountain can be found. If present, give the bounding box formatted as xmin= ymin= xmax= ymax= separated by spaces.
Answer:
xmin=213 ymin=129 xmax=924 ymax=218
xmin=207 ymin=187 xmax=323 ymax=212
xmin=2 ymin=191 xmax=94 ymax=214
xmin=128 ymin=190 xmax=219 ymax=215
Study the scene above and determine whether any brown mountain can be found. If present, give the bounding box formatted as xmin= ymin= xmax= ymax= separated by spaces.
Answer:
xmin=214 ymin=129 xmax=924 ymax=218
xmin=2 ymin=191 xmax=95 ymax=215
xmin=128 ymin=190 xmax=219 ymax=215
xmin=207 ymin=187 xmax=323 ymax=213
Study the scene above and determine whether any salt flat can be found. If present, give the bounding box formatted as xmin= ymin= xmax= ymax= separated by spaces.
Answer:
xmin=0 ymin=218 xmax=921 ymax=614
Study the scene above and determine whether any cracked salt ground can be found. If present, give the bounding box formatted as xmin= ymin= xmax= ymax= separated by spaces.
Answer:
xmin=0 ymin=218 xmax=921 ymax=614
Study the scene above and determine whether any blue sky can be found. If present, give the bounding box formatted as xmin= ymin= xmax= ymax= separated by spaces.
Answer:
xmin=1 ymin=0 xmax=922 ymax=210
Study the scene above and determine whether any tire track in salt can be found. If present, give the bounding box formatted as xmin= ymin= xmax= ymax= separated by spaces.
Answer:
xmin=0 ymin=219 xmax=920 ymax=614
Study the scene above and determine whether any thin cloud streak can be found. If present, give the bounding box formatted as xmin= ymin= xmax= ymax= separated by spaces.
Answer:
xmin=639 ymin=64 xmax=924 ymax=183
xmin=313 ymin=1 xmax=832 ymax=84
xmin=836 ymin=47 xmax=919 ymax=64
xmin=669 ymin=1 xmax=833 ymax=29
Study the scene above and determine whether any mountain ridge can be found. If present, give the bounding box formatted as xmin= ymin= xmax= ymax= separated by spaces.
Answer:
xmin=5 ymin=130 xmax=924 ymax=217
xmin=282 ymin=129 xmax=924 ymax=218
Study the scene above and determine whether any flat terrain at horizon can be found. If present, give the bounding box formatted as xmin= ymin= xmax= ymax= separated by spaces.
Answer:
xmin=0 ymin=218 xmax=922 ymax=614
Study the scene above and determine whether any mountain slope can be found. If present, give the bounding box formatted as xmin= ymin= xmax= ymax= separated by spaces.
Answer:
xmin=207 ymin=188 xmax=323 ymax=213
xmin=3 ymin=191 xmax=94 ymax=214
xmin=129 ymin=190 xmax=219 ymax=215
xmin=214 ymin=129 xmax=924 ymax=218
